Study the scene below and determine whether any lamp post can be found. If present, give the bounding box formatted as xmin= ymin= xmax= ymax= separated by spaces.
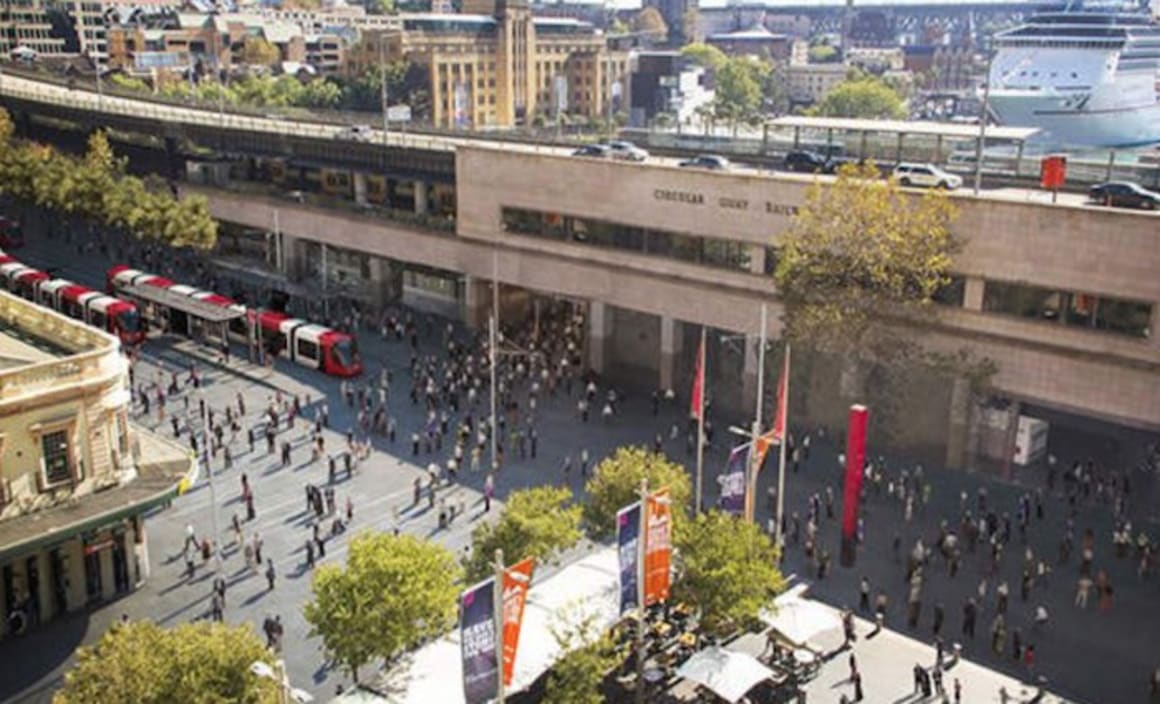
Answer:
xmin=604 ymin=1 xmax=615 ymax=138
xmin=198 ymin=392 xmax=223 ymax=576
xmin=972 ymin=48 xmax=994 ymax=196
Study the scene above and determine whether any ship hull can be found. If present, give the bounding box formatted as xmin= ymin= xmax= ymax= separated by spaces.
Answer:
xmin=989 ymin=92 xmax=1160 ymax=147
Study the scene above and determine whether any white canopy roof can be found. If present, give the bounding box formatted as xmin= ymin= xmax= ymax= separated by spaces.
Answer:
xmin=761 ymin=593 xmax=845 ymax=653
xmin=367 ymin=547 xmax=620 ymax=703
xmin=676 ymin=646 xmax=776 ymax=704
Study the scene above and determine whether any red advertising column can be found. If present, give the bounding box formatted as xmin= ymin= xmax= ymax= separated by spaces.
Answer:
xmin=840 ymin=405 xmax=870 ymax=567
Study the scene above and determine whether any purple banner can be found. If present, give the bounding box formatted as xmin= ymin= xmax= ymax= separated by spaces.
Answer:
xmin=460 ymin=578 xmax=498 ymax=704
xmin=718 ymin=444 xmax=748 ymax=515
xmin=617 ymin=502 xmax=641 ymax=614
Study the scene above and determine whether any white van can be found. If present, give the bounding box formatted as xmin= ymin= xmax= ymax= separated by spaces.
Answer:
xmin=337 ymin=125 xmax=374 ymax=142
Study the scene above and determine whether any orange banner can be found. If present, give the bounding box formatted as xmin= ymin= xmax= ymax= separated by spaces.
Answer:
xmin=644 ymin=488 xmax=672 ymax=606
xmin=501 ymin=557 xmax=535 ymax=686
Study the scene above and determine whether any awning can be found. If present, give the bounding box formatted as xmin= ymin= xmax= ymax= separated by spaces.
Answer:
xmin=676 ymin=646 xmax=776 ymax=703
xmin=120 ymin=283 xmax=245 ymax=324
xmin=760 ymin=595 xmax=845 ymax=653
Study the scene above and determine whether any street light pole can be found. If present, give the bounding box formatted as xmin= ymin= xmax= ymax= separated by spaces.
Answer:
xmin=694 ymin=326 xmax=706 ymax=514
xmin=489 ymin=250 xmax=500 ymax=473
xmin=634 ymin=477 xmax=649 ymax=704
xmin=744 ymin=303 xmax=767 ymax=524
xmin=379 ymin=37 xmax=389 ymax=147
xmin=972 ymin=49 xmax=994 ymax=196
xmin=774 ymin=343 xmax=790 ymax=547
xmin=199 ymin=392 xmax=223 ymax=576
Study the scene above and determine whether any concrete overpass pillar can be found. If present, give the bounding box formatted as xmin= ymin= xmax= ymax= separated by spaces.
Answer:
xmin=659 ymin=316 xmax=681 ymax=393
xmin=964 ymin=276 xmax=985 ymax=311
xmin=462 ymin=275 xmax=489 ymax=330
xmin=368 ymin=256 xmax=402 ymax=310
xmin=353 ymin=172 xmax=368 ymax=206
xmin=414 ymin=180 xmax=429 ymax=215
xmin=588 ymin=301 xmax=610 ymax=375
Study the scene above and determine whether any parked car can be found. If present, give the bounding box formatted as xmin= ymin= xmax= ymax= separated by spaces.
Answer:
xmin=679 ymin=154 xmax=732 ymax=171
xmin=892 ymin=162 xmax=962 ymax=190
xmin=823 ymin=155 xmax=869 ymax=174
xmin=572 ymin=144 xmax=611 ymax=158
xmin=1089 ymin=181 xmax=1160 ymax=210
xmin=606 ymin=141 xmax=649 ymax=162
xmin=336 ymin=124 xmax=374 ymax=142
xmin=783 ymin=150 xmax=829 ymax=173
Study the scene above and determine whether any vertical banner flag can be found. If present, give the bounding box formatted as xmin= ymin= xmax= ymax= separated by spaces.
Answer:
xmin=840 ymin=404 xmax=870 ymax=568
xmin=644 ymin=488 xmax=673 ymax=606
xmin=754 ymin=353 xmax=790 ymax=469
xmin=690 ymin=335 xmax=705 ymax=421
xmin=460 ymin=579 xmax=498 ymax=704
xmin=718 ymin=444 xmax=748 ymax=515
xmin=501 ymin=558 xmax=535 ymax=687
xmin=617 ymin=502 xmax=641 ymax=614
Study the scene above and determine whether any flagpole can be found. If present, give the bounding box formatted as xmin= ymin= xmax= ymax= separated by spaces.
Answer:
xmin=775 ymin=343 xmax=791 ymax=547
xmin=490 ymin=250 xmax=499 ymax=473
xmin=494 ymin=548 xmax=506 ymax=704
xmin=745 ymin=303 xmax=767 ymax=524
xmin=695 ymin=326 xmax=706 ymax=514
xmin=635 ymin=478 xmax=649 ymax=704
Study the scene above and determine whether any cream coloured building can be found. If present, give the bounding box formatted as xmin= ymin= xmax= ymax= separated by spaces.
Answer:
xmin=347 ymin=0 xmax=629 ymax=129
xmin=0 ymin=292 xmax=190 ymax=638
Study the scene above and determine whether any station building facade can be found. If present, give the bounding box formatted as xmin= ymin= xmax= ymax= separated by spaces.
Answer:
xmin=0 ymin=292 xmax=190 ymax=638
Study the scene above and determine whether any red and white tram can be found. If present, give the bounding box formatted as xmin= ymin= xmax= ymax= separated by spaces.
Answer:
xmin=0 ymin=254 xmax=144 ymax=345
xmin=106 ymin=264 xmax=361 ymax=377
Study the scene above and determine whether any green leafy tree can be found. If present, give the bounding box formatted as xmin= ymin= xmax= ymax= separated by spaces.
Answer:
xmin=631 ymin=7 xmax=668 ymax=43
xmin=54 ymin=621 xmax=279 ymax=704
xmin=583 ymin=446 xmax=691 ymax=538
xmin=714 ymin=57 xmax=767 ymax=125
xmin=301 ymin=78 xmax=342 ymax=108
xmin=680 ymin=42 xmax=727 ymax=71
xmin=243 ymin=37 xmax=281 ymax=67
xmin=304 ymin=531 xmax=462 ymax=682
xmin=373 ymin=0 xmax=398 ymax=13
xmin=673 ymin=511 xmax=786 ymax=636
xmin=0 ymin=107 xmax=13 ymax=144
xmin=809 ymin=76 xmax=906 ymax=119
xmin=545 ymin=610 xmax=622 ymax=704
xmin=808 ymin=45 xmax=839 ymax=63
xmin=464 ymin=485 xmax=583 ymax=581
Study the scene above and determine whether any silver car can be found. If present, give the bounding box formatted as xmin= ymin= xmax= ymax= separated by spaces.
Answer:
xmin=606 ymin=141 xmax=649 ymax=162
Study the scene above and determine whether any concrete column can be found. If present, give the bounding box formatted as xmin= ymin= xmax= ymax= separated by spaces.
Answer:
xmin=462 ymin=275 xmax=489 ymax=330
xmin=659 ymin=316 xmax=679 ymax=392
xmin=964 ymin=276 xmax=985 ymax=311
xmin=353 ymin=172 xmax=368 ymax=206
xmin=944 ymin=377 xmax=972 ymax=470
xmin=748 ymin=246 xmax=766 ymax=276
xmin=588 ymin=301 xmax=610 ymax=375
xmin=99 ymin=541 xmax=115 ymax=601
xmin=414 ymin=180 xmax=429 ymax=215
xmin=367 ymin=256 xmax=403 ymax=309
xmin=281 ymin=234 xmax=303 ymax=281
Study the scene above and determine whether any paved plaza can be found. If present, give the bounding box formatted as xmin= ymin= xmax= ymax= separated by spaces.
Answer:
xmin=0 ymin=236 xmax=1157 ymax=704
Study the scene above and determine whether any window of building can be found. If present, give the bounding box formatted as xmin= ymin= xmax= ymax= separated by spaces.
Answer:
xmin=983 ymin=280 xmax=1152 ymax=338
xmin=1095 ymin=297 xmax=1152 ymax=338
xmin=42 ymin=430 xmax=72 ymax=487
xmin=933 ymin=276 xmax=966 ymax=307
xmin=983 ymin=281 xmax=1061 ymax=321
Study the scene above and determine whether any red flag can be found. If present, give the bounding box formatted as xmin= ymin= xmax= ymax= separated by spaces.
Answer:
xmin=644 ymin=488 xmax=672 ymax=606
xmin=689 ymin=336 xmax=705 ymax=421
xmin=501 ymin=557 xmax=535 ymax=686
xmin=753 ymin=352 xmax=789 ymax=470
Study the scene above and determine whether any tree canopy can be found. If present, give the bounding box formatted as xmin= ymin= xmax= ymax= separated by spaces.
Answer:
xmin=303 ymin=531 xmax=462 ymax=682
xmin=680 ymin=42 xmax=727 ymax=71
xmin=544 ymin=610 xmax=622 ymax=704
xmin=774 ymin=160 xmax=959 ymax=348
xmin=464 ymin=485 xmax=583 ymax=581
xmin=809 ymin=75 xmax=906 ymax=119
xmin=673 ymin=511 xmax=785 ymax=636
xmin=714 ymin=57 xmax=768 ymax=125
xmin=241 ymin=37 xmax=280 ymax=67
xmin=583 ymin=447 xmax=691 ymax=538
xmin=631 ymin=7 xmax=669 ymax=42
xmin=54 ymin=621 xmax=279 ymax=704
xmin=0 ymin=115 xmax=217 ymax=249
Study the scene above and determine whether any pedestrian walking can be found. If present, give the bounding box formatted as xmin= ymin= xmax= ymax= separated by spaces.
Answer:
xmin=266 ymin=561 xmax=276 ymax=591
xmin=305 ymin=539 xmax=315 ymax=568
xmin=484 ymin=473 xmax=495 ymax=512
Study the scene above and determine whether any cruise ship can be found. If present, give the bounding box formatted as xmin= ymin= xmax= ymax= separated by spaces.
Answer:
xmin=986 ymin=3 xmax=1160 ymax=147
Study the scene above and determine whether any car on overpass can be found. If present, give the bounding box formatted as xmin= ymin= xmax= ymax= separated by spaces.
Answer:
xmin=783 ymin=150 xmax=830 ymax=174
xmin=1089 ymin=181 xmax=1160 ymax=211
xmin=892 ymin=163 xmax=962 ymax=190
xmin=606 ymin=141 xmax=649 ymax=162
xmin=572 ymin=144 xmax=611 ymax=159
xmin=679 ymin=155 xmax=733 ymax=171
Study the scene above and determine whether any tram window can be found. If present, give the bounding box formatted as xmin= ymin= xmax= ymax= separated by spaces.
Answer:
xmin=296 ymin=338 xmax=319 ymax=361
xmin=91 ymin=311 xmax=106 ymax=328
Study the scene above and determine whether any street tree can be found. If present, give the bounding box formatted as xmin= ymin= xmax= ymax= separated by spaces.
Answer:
xmin=303 ymin=531 xmax=462 ymax=683
xmin=680 ymin=42 xmax=727 ymax=71
xmin=54 ymin=620 xmax=279 ymax=704
xmin=0 ymin=107 xmax=13 ymax=143
xmin=673 ymin=511 xmax=785 ymax=637
xmin=714 ymin=57 xmax=768 ymax=126
xmin=809 ymin=75 xmax=906 ymax=119
xmin=242 ymin=37 xmax=281 ymax=68
xmin=583 ymin=446 xmax=691 ymax=538
xmin=631 ymin=7 xmax=669 ymax=43
xmin=808 ymin=44 xmax=840 ymax=63
xmin=464 ymin=485 xmax=583 ymax=581
xmin=774 ymin=161 xmax=992 ymax=440
xmin=544 ymin=609 xmax=622 ymax=704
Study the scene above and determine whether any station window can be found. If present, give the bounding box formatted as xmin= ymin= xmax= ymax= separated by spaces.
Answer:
xmin=41 ymin=430 xmax=72 ymax=487
xmin=932 ymin=276 xmax=966 ymax=307
xmin=983 ymin=280 xmax=1152 ymax=339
